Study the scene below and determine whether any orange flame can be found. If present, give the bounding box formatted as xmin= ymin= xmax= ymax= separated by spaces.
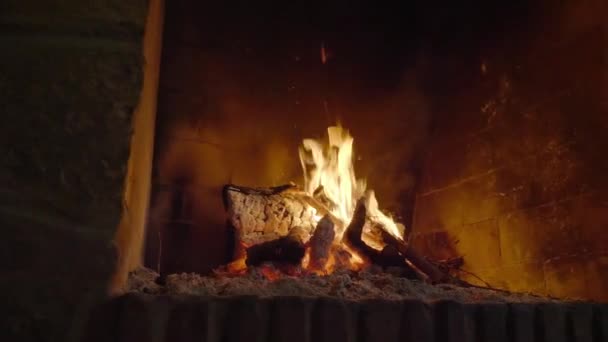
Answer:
xmin=299 ymin=126 xmax=405 ymax=271
xmin=299 ymin=126 xmax=405 ymax=240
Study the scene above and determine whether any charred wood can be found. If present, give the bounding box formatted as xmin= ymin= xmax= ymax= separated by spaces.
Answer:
xmin=380 ymin=230 xmax=450 ymax=284
xmin=308 ymin=215 xmax=335 ymax=271
xmin=245 ymin=227 xmax=307 ymax=266
xmin=342 ymin=200 xmax=415 ymax=275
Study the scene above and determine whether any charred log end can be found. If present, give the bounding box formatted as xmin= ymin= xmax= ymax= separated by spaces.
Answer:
xmin=245 ymin=227 xmax=307 ymax=267
xmin=342 ymin=199 xmax=367 ymax=249
xmin=308 ymin=215 xmax=335 ymax=271
xmin=342 ymin=199 xmax=383 ymax=265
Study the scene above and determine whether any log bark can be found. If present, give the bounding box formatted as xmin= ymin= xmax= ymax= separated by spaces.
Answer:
xmin=245 ymin=227 xmax=307 ymax=266
xmin=223 ymin=184 xmax=318 ymax=245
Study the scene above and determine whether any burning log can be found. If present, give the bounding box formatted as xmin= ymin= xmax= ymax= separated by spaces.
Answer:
xmin=307 ymin=215 xmax=335 ymax=271
xmin=223 ymin=184 xmax=319 ymax=246
xmin=245 ymin=227 xmax=307 ymax=267
xmin=342 ymin=199 xmax=413 ymax=271
xmin=343 ymin=198 xmax=450 ymax=283
xmin=224 ymin=183 xmax=449 ymax=283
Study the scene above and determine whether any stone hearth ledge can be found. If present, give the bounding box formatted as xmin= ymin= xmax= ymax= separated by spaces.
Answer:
xmin=80 ymin=267 xmax=608 ymax=342
xmin=82 ymin=292 xmax=607 ymax=342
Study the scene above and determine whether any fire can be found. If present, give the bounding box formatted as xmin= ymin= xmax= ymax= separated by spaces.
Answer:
xmin=299 ymin=126 xmax=405 ymax=242
xmin=220 ymin=125 xmax=406 ymax=277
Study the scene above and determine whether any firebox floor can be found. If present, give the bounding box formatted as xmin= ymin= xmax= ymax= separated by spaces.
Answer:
xmin=128 ymin=267 xmax=554 ymax=303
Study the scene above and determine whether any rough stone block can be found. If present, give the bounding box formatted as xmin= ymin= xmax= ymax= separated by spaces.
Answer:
xmin=460 ymin=129 xmax=499 ymax=179
xmin=455 ymin=219 xmax=501 ymax=271
xmin=508 ymin=303 xmax=535 ymax=342
xmin=269 ymin=297 xmax=314 ymax=342
xmin=498 ymin=200 xmax=588 ymax=267
xmin=544 ymin=256 xmax=591 ymax=300
xmin=476 ymin=303 xmax=508 ymax=342
xmin=164 ymin=297 xmax=209 ymax=342
xmin=420 ymin=134 xmax=469 ymax=192
xmin=205 ymin=298 xmax=230 ymax=342
xmin=118 ymin=294 xmax=171 ymax=342
xmin=310 ymin=298 xmax=357 ymax=342
xmin=498 ymin=210 xmax=543 ymax=264
xmin=0 ymin=0 xmax=149 ymax=38
xmin=593 ymin=304 xmax=608 ymax=342
xmin=79 ymin=297 xmax=123 ymax=342
xmin=413 ymin=188 xmax=465 ymax=234
xmin=434 ymin=301 xmax=476 ymax=342
xmin=0 ymin=213 xmax=117 ymax=342
xmin=0 ymin=37 xmax=143 ymax=229
xmin=409 ymin=230 xmax=459 ymax=262
xmin=566 ymin=303 xmax=594 ymax=342
xmin=401 ymin=300 xmax=435 ymax=342
xmin=536 ymin=303 xmax=567 ymax=342
xmin=458 ymin=261 xmax=547 ymax=296
xmin=221 ymin=296 xmax=270 ymax=342
xmin=584 ymin=255 xmax=608 ymax=302
xmin=572 ymin=193 xmax=608 ymax=257
xmin=358 ymin=299 xmax=403 ymax=342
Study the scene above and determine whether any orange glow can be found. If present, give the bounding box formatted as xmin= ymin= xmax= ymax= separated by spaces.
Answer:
xmin=259 ymin=265 xmax=282 ymax=281
xmin=225 ymin=257 xmax=247 ymax=274
xmin=221 ymin=126 xmax=407 ymax=276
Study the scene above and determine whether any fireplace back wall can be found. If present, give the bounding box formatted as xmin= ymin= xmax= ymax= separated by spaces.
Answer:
xmin=411 ymin=0 xmax=608 ymax=301
xmin=147 ymin=0 xmax=607 ymax=302
xmin=146 ymin=0 xmax=454 ymax=275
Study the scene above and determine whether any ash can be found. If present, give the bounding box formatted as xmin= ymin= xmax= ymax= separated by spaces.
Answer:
xmin=127 ymin=267 xmax=550 ymax=303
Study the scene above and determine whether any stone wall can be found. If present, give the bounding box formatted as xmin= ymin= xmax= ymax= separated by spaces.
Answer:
xmin=411 ymin=0 xmax=608 ymax=301
xmin=82 ymin=293 xmax=608 ymax=342
xmin=0 ymin=1 xmax=150 ymax=340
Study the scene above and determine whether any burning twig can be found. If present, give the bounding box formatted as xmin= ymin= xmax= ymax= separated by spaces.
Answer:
xmin=342 ymin=199 xmax=376 ymax=259
xmin=380 ymin=229 xmax=450 ymax=284
xmin=342 ymin=199 xmax=416 ymax=275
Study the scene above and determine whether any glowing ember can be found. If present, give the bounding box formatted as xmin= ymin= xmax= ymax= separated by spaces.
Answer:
xmin=259 ymin=265 xmax=283 ymax=282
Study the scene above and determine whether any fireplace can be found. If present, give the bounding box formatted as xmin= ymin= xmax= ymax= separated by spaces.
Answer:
xmin=101 ymin=0 xmax=608 ymax=340
xmin=2 ymin=0 xmax=607 ymax=341
xmin=121 ymin=0 xmax=608 ymax=299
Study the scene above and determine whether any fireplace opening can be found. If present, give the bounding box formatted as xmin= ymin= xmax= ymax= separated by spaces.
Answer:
xmin=111 ymin=0 xmax=607 ymax=303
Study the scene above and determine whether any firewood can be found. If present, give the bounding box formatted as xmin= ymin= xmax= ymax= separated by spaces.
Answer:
xmin=245 ymin=227 xmax=307 ymax=266
xmin=223 ymin=184 xmax=318 ymax=246
xmin=342 ymin=199 xmax=414 ymax=273
xmin=380 ymin=230 xmax=449 ymax=284
xmin=308 ymin=215 xmax=335 ymax=271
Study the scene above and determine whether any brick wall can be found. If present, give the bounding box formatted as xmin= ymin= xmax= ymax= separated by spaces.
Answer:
xmin=411 ymin=0 xmax=608 ymax=301
xmin=0 ymin=1 xmax=150 ymax=340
